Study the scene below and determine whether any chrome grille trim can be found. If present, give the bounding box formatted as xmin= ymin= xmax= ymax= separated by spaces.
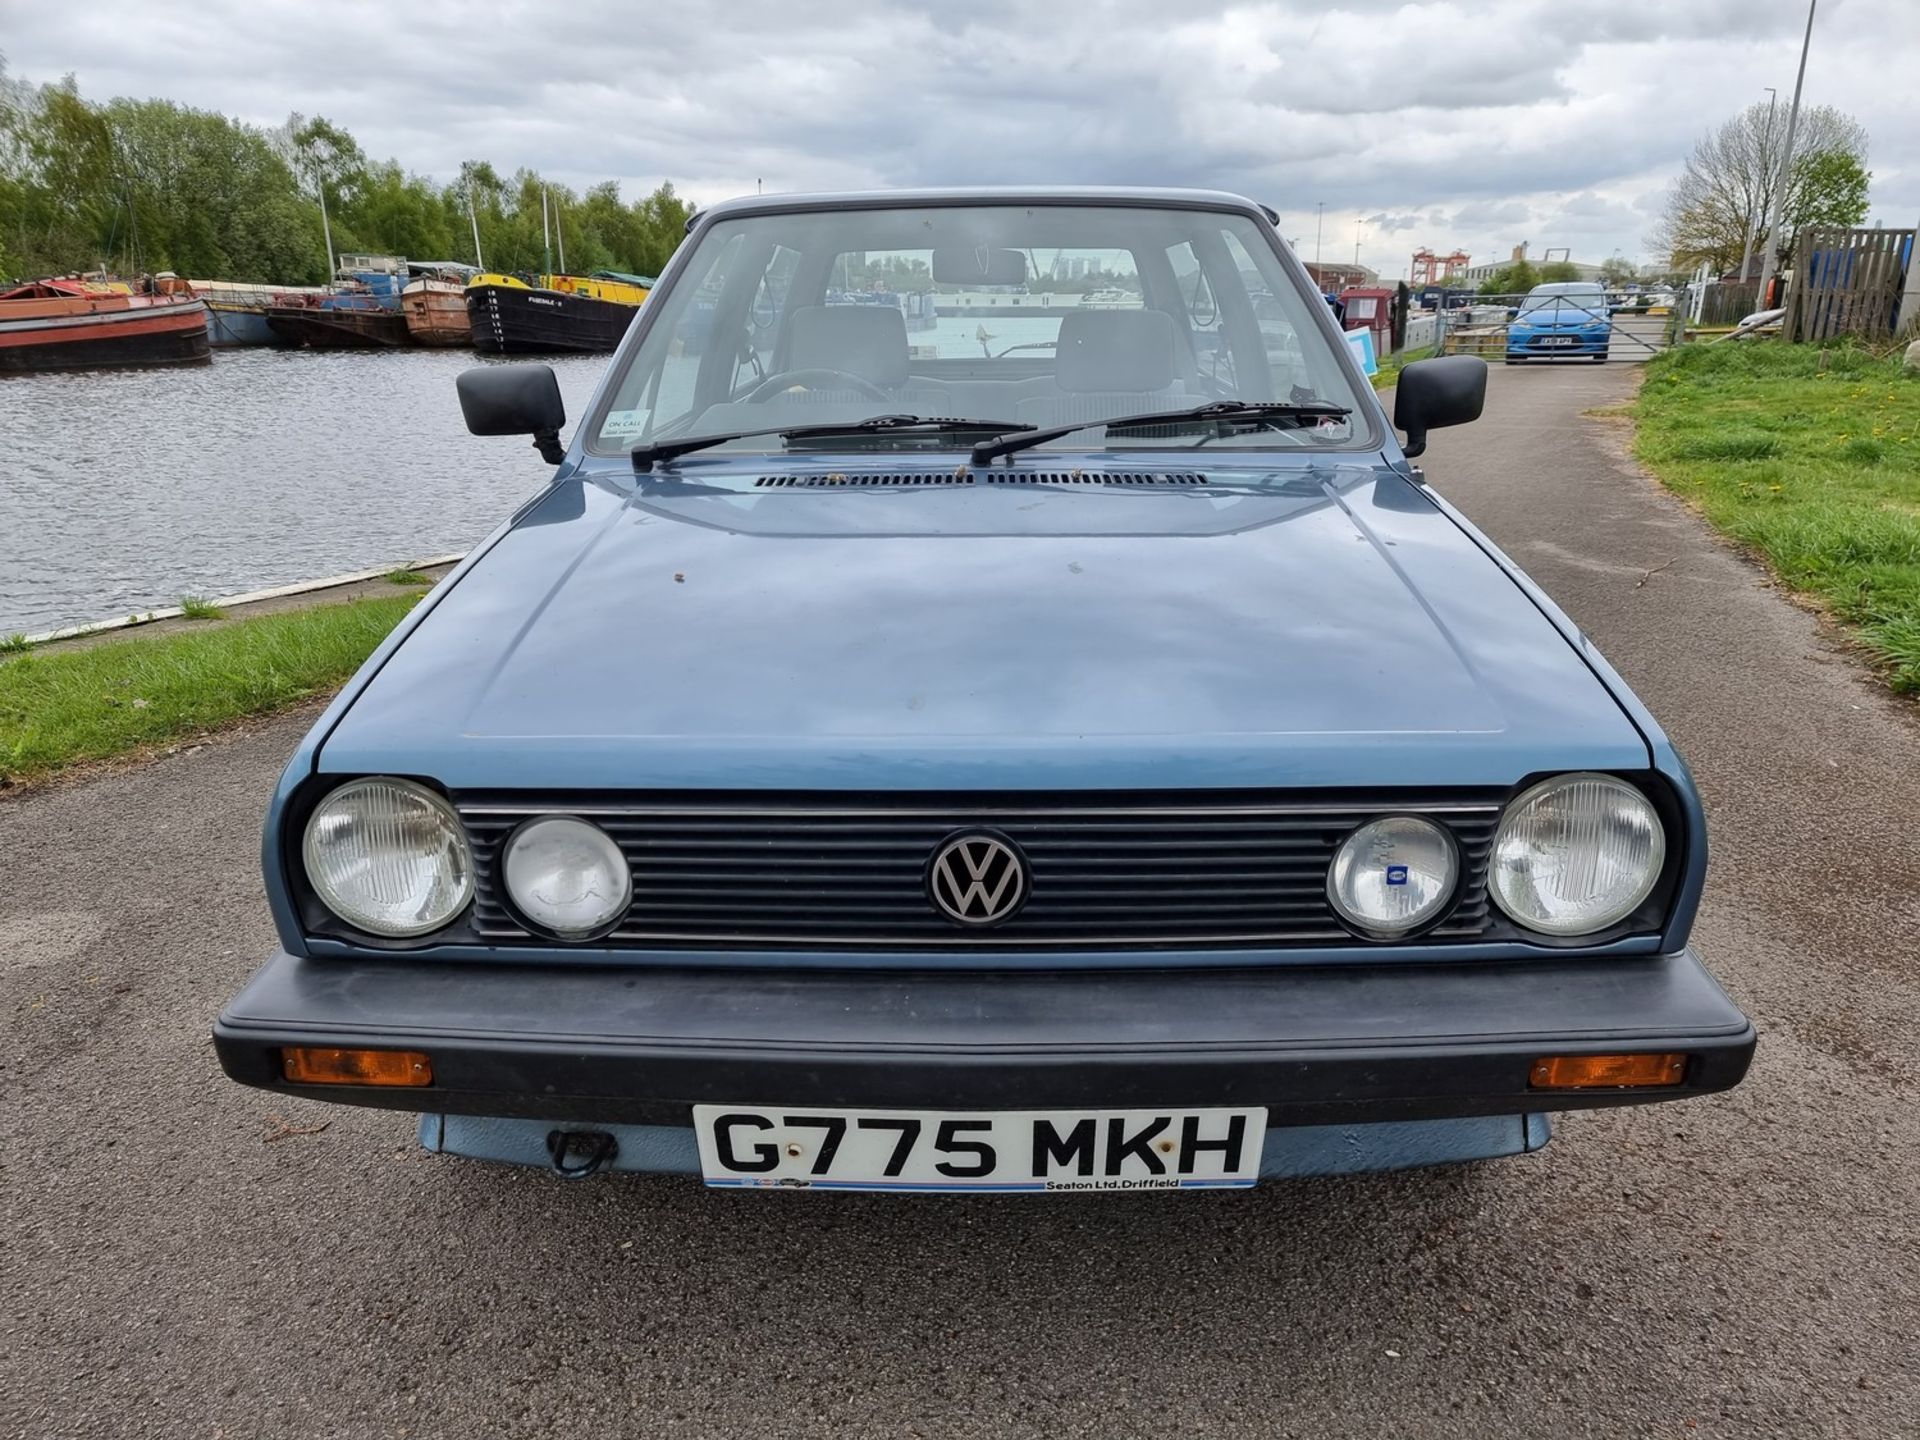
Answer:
xmin=458 ymin=793 xmax=1503 ymax=951
xmin=458 ymin=802 xmax=1503 ymax=818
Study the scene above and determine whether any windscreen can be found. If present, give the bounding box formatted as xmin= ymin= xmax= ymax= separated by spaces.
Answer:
xmin=1520 ymin=287 xmax=1605 ymax=315
xmin=591 ymin=203 xmax=1365 ymax=455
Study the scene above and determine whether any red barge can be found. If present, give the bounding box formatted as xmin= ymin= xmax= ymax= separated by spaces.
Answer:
xmin=0 ymin=279 xmax=211 ymax=373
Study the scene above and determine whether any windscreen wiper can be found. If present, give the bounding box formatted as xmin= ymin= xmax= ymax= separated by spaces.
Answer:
xmin=969 ymin=399 xmax=1353 ymax=466
xmin=632 ymin=415 xmax=1034 ymax=470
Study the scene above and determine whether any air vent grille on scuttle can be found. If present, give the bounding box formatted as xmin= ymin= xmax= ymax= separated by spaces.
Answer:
xmin=754 ymin=471 xmax=1209 ymax=488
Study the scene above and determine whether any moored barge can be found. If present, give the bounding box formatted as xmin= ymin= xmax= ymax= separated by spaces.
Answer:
xmin=402 ymin=263 xmax=478 ymax=346
xmin=0 ymin=279 xmax=211 ymax=372
xmin=265 ymin=299 xmax=412 ymax=347
xmin=205 ymin=299 xmax=281 ymax=347
xmin=466 ymin=270 xmax=651 ymax=354
xmin=266 ymin=256 xmax=412 ymax=348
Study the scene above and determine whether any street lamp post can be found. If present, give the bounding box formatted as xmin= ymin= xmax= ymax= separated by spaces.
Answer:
xmin=1315 ymin=201 xmax=1325 ymax=276
xmin=1757 ymin=0 xmax=1818 ymax=291
xmin=1736 ymin=87 xmax=1778 ymax=287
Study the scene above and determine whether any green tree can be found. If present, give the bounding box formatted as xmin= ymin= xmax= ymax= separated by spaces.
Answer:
xmin=1477 ymin=260 xmax=1538 ymax=296
xmin=284 ymin=114 xmax=366 ymax=204
xmin=0 ymin=56 xmax=24 ymax=278
xmin=1598 ymin=255 xmax=1639 ymax=287
xmin=1 ymin=74 xmax=117 ymax=277
xmin=453 ymin=159 xmax=509 ymax=270
xmin=1651 ymin=101 xmax=1869 ymax=274
xmin=346 ymin=160 xmax=456 ymax=262
xmin=1 ymin=62 xmax=693 ymax=285
xmin=1536 ymin=260 xmax=1580 ymax=284
xmin=104 ymin=98 xmax=325 ymax=281
xmin=1791 ymin=150 xmax=1870 ymax=233
xmin=568 ymin=180 xmax=643 ymax=274
xmin=630 ymin=181 xmax=690 ymax=276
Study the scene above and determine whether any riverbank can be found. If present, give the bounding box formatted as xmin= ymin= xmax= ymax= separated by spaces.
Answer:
xmin=0 ymin=566 xmax=440 ymax=787
xmin=1631 ymin=341 xmax=1920 ymax=693
xmin=14 ymin=556 xmax=458 ymax=649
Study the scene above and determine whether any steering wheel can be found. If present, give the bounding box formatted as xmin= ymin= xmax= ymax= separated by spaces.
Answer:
xmin=745 ymin=367 xmax=890 ymax=403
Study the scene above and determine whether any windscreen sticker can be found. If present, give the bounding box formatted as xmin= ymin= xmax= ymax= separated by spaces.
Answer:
xmin=601 ymin=407 xmax=651 ymax=438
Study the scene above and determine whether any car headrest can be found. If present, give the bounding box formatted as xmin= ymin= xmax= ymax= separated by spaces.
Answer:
xmin=1055 ymin=309 xmax=1177 ymax=394
xmin=786 ymin=305 xmax=910 ymax=390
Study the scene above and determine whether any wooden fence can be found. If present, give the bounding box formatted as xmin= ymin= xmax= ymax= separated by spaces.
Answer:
xmin=1700 ymin=280 xmax=1763 ymax=327
xmin=1784 ymin=226 xmax=1915 ymax=342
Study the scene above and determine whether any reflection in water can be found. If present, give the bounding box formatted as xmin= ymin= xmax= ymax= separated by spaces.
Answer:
xmin=0 ymin=348 xmax=607 ymax=634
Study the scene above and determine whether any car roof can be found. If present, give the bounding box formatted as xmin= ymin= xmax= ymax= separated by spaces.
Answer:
xmin=1528 ymin=281 xmax=1603 ymax=294
xmin=695 ymin=186 xmax=1274 ymax=225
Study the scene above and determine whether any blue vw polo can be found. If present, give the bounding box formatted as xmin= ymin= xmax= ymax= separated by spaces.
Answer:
xmin=214 ymin=189 xmax=1752 ymax=1192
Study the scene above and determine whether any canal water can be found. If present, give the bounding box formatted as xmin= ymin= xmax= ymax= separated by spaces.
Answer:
xmin=0 ymin=349 xmax=609 ymax=636
xmin=0 ymin=316 xmax=1073 ymax=637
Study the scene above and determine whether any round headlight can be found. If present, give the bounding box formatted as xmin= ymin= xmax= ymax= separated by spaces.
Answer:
xmin=303 ymin=777 xmax=473 ymax=937
xmin=1327 ymin=815 xmax=1459 ymax=939
xmin=502 ymin=816 xmax=632 ymax=939
xmin=1490 ymin=773 xmax=1665 ymax=936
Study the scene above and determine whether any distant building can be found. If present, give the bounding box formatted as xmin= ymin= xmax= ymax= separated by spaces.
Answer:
xmin=1458 ymin=243 xmax=1606 ymax=285
xmin=1303 ymin=260 xmax=1378 ymax=290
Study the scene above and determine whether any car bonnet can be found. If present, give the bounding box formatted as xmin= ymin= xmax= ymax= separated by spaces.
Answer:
xmin=316 ymin=459 xmax=1649 ymax=791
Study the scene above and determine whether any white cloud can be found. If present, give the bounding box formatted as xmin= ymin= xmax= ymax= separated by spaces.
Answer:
xmin=3 ymin=0 xmax=1915 ymax=278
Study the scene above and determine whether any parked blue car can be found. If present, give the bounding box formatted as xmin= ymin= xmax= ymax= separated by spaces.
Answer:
xmin=1506 ymin=281 xmax=1613 ymax=362
xmin=215 ymin=189 xmax=1752 ymax=1193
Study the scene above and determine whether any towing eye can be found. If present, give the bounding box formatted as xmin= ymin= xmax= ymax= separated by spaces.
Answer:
xmin=545 ymin=1128 xmax=620 ymax=1179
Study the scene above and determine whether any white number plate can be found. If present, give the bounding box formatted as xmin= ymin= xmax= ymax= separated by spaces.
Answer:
xmin=1541 ymin=336 xmax=1576 ymax=346
xmin=694 ymin=1105 xmax=1267 ymax=1193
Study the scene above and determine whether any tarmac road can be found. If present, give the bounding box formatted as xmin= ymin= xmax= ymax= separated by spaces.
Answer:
xmin=4 ymin=363 xmax=1916 ymax=1438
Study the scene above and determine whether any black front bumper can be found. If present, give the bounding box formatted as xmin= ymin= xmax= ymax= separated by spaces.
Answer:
xmin=214 ymin=949 xmax=1754 ymax=1126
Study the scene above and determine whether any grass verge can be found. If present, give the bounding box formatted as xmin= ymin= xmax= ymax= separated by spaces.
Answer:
xmin=1633 ymin=341 xmax=1920 ymax=693
xmin=0 ymin=594 xmax=421 ymax=786
xmin=1371 ymin=344 xmax=1433 ymax=391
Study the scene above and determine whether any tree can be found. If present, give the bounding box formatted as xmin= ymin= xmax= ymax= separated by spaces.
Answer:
xmin=1598 ymin=256 xmax=1639 ymax=288
xmin=0 ymin=62 xmax=694 ymax=284
xmin=346 ymin=160 xmax=456 ymax=262
xmin=283 ymin=114 xmax=366 ymax=205
xmin=630 ymin=181 xmax=690 ymax=276
xmin=1536 ymin=260 xmax=1580 ymax=284
xmin=1793 ymin=150 xmax=1871 ymax=234
xmin=1650 ymin=101 xmax=1869 ymax=275
xmin=0 ymin=73 xmax=117 ymax=277
xmin=0 ymin=55 xmax=26 ymax=278
xmin=104 ymin=98 xmax=325 ymax=281
xmin=1477 ymin=260 xmax=1537 ymax=296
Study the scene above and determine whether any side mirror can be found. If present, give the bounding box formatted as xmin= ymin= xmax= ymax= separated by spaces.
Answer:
xmin=1393 ymin=355 xmax=1486 ymax=459
xmin=457 ymin=365 xmax=567 ymax=464
xmin=1505 ymin=306 xmax=1520 ymax=321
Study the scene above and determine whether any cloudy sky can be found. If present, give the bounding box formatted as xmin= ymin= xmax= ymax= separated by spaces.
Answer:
xmin=3 ymin=0 xmax=1915 ymax=278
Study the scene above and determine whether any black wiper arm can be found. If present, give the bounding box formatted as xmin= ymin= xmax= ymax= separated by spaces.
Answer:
xmin=969 ymin=400 xmax=1352 ymax=466
xmin=632 ymin=415 xmax=1035 ymax=470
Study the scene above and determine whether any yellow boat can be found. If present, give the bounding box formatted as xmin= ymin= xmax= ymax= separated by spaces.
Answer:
xmin=465 ymin=270 xmax=652 ymax=354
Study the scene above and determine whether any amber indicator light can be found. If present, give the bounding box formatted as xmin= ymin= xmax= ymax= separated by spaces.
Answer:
xmin=1530 ymin=1052 xmax=1687 ymax=1090
xmin=282 ymin=1046 xmax=433 ymax=1087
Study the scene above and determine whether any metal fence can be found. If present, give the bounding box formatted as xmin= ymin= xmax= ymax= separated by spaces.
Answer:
xmin=1433 ymin=293 xmax=1673 ymax=363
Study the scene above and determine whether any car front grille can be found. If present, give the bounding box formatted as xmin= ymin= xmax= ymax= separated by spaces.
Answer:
xmin=456 ymin=792 xmax=1506 ymax=951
